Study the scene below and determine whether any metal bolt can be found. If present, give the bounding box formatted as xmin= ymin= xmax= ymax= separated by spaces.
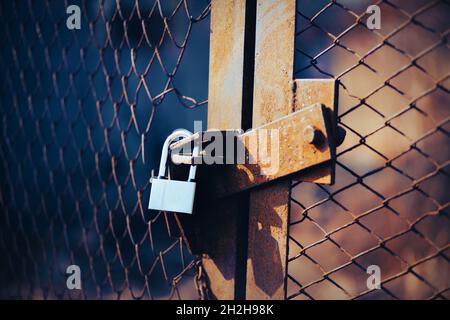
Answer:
xmin=303 ymin=125 xmax=321 ymax=146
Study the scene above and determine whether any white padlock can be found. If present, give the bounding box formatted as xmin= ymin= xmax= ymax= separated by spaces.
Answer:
xmin=148 ymin=129 xmax=199 ymax=214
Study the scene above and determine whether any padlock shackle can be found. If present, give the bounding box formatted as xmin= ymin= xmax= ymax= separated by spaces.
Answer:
xmin=188 ymin=143 xmax=200 ymax=181
xmin=157 ymin=129 xmax=199 ymax=180
xmin=158 ymin=129 xmax=192 ymax=178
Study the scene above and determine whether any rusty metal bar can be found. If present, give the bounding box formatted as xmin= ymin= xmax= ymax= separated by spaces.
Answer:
xmin=199 ymin=0 xmax=256 ymax=300
xmin=221 ymin=103 xmax=332 ymax=195
xmin=170 ymin=103 xmax=333 ymax=197
xmin=245 ymin=0 xmax=296 ymax=300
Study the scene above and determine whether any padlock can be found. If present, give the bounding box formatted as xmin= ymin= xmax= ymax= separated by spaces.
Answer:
xmin=148 ymin=129 xmax=199 ymax=214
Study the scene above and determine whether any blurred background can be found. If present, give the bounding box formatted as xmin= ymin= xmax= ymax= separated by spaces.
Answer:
xmin=0 ymin=0 xmax=210 ymax=299
xmin=0 ymin=0 xmax=448 ymax=299
xmin=288 ymin=0 xmax=449 ymax=299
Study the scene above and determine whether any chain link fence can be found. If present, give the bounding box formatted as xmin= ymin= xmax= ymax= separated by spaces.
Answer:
xmin=1 ymin=0 xmax=449 ymax=301
xmin=288 ymin=0 xmax=450 ymax=299
xmin=0 ymin=0 xmax=210 ymax=299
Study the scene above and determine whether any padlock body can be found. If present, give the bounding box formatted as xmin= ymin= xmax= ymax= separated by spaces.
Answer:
xmin=148 ymin=178 xmax=196 ymax=214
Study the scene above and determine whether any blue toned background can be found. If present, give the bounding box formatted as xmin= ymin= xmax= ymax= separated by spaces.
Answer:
xmin=0 ymin=0 xmax=209 ymax=299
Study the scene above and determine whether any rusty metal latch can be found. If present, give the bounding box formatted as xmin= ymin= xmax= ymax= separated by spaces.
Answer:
xmin=169 ymin=100 xmax=345 ymax=199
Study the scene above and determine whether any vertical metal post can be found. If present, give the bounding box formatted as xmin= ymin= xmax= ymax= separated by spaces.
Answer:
xmin=245 ymin=0 xmax=296 ymax=300
xmin=204 ymin=0 xmax=297 ymax=300
xmin=203 ymin=0 xmax=256 ymax=299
